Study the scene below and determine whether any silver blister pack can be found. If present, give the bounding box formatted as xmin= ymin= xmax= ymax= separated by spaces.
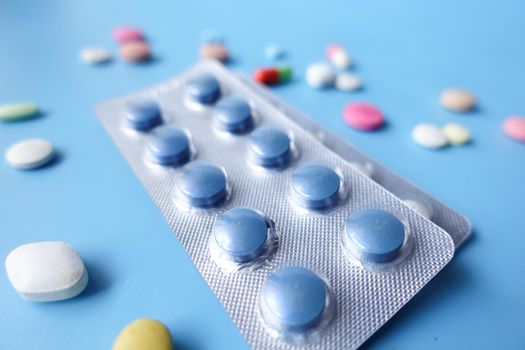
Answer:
xmin=240 ymin=76 xmax=472 ymax=249
xmin=95 ymin=61 xmax=455 ymax=349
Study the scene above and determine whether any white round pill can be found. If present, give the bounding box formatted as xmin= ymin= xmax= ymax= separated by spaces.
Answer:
xmin=331 ymin=50 xmax=352 ymax=69
xmin=306 ymin=62 xmax=336 ymax=88
xmin=412 ymin=124 xmax=448 ymax=149
xmin=5 ymin=139 xmax=55 ymax=169
xmin=80 ymin=47 xmax=111 ymax=64
xmin=335 ymin=72 xmax=362 ymax=91
xmin=5 ymin=241 xmax=88 ymax=302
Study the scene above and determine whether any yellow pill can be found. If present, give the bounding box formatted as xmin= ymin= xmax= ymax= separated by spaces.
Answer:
xmin=442 ymin=123 xmax=471 ymax=145
xmin=112 ymin=319 xmax=173 ymax=350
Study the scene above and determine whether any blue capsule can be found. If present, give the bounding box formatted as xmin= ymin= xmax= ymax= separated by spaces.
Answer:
xmin=248 ymin=128 xmax=292 ymax=168
xmin=125 ymin=100 xmax=162 ymax=131
xmin=176 ymin=161 xmax=228 ymax=208
xmin=344 ymin=209 xmax=407 ymax=263
xmin=146 ymin=125 xmax=191 ymax=165
xmin=213 ymin=96 xmax=254 ymax=133
xmin=186 ymin=74 xmax=221 ymax=105
xmin=213 ymin=208 xmax=269 ymax=263
xmin=261 ymin=267 xmax=328 ymax=331
xmin=290 ymin=164 xmax=341 ymax=210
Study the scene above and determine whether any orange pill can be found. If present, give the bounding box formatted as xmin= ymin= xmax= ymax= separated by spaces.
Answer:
xmin=120 ymin=41 xmax=151 ymax=63
xmin=200 ymin=43 xmax=229 ymax=62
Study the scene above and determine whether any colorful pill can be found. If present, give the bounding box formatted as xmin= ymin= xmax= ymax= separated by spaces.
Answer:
xmin=326 ymin=43 xmax=352 ymax=69
xmin=253 ymin=67 xmax=292 ymax=85
xmin=0 ymin=102 xmax=39 ymax=122
xmin=343 ymin=102 xmax=384 ymax=131
xmin=112 ymin=26 xmax=145 ymax=43
xmin=502 ymin=116 xmax=525 ymax=142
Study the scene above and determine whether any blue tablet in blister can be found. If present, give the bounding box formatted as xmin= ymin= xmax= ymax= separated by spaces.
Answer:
xmin=146 ymin=125 xmax=191 ymax=165
xmin=213 ymin=96 xmax=254 ymax=133
xmin=290 ymin=164 xmax=341 ymax=210
xmin=176 ymin=161 xmax=228 ymax=208
xmin=186 ymin=73 xmax=221 ymax=105
xmin=125 ymin=100 xmax=162 ymax=130
xmin=248 ymin=128 xmax=292 ymax=168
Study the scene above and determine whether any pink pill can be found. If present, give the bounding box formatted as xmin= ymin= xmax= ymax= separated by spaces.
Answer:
xmin=502 ymin=116 xmax=525 ymax=142
xmin=112 ymin=26 xmax=145 ymax=43
xmin=326 ymin=43 xmax=341 ymax=57
xmin=343 ymin=102 xmax=384 ymax=131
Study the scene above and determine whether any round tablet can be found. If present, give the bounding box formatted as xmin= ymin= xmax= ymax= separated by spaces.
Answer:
xmin=146 ymin=125 xmax=191 ymax=165
xmin=248 ymin=128 xmax=292 ymax=168
xmin=412 ymin=123 xmax=448 ymax=149
xmin=290 ymin=164 xmax=341 ymax=210
xmin=125 ymin=100 xmax=162 ymax=131
xmin=502 ymin=116 xmax=525 ymax=142
xmin=176 ymin=161 xmax=228 ymax=208
xmin=440 ymin=89 xmax=476 ymax=112
xmin=5 ymin=139 xmax=55 ymax=170
xmin=305 ymin=62 xmax=335 ymax=89
xmin=186 ymin=74 xmax=221 ymax=105
xmin=261 ymin=266 xmax=328 ymax=331
xmin=119 ymin=41 xmax=151 ymax=63
xmin=344 ymin=209 xmax=406 ymax=263
xmin=213 ymin=208 xmax=269 ymax=262
xmin=442 ymin=123 xmax=471 ymax=145
xmin=343 ymin=102 xmax=384 ymax=131
xmin=213 ymin=96 xmax=254 ymax=133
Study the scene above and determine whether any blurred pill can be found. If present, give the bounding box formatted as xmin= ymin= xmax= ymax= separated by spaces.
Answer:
xmin=119 ymin=41 xmax=151 ymax=63
xmin=0 ymin=102 xmax=39 ymax=122
xmin=502 ymin=116 xmax=525 ymax=142
xmin=440 ymin=89 xmax=476 ymax=112
xmin=264 ymin=43 xmax=285 ymax=61
xmin=442 ymin=123 xmax=471 ymax=145
xmin=412 ymin=123 xmax=448 ymax=149
xmin=125 ymin=100 xmax=162 ymax=131
xmin=253 ymin=66 xmax=292 ymax=86
xmin=326 ymin=43 xmax=352 ymax=69
xmin=306 ymin=62 xmax=335 ymax=89
xmin=80 ymin=47 xmax=111 ymax=65
xmin=112 ymin=26 xmax=145 ymax=43
xmin=213 ymin=96 xmax=254 ymax=134
xmin=200 ymin=43 xmax=229 ymax=62
xmin=186 ymin=73 xmax=221 ymax=105
xmin=343 ymin=102 xmax=384 ymax=131
xmin=335 ymin=72 xmax=362 ymax=91
xmin=5 ymin=139 xmax=55 ymax=169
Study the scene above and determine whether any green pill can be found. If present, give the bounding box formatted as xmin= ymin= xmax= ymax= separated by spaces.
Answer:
xmin=0 ymin=103 xmax=39 ymax=122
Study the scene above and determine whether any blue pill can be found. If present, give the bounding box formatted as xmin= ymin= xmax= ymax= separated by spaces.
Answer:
xmin=146 ymin=125 xmax=191 ymax=165
xmin=290 ymin=164 xmax=341 ymax=209
xmin=177 ymin=161 xmax=227 ymax=208
xmin=248 ymin=128 xmax=291 ymax=168
xmin=344 ymin=209 xmax=406 ymax=263
xmin=213 ymin=208 xmax=269 ymax=262
xmin=186 ymin=74 xmax=221 ymax=105
xmin=125 ymin=100 xmax=162 ymax=130
xmin=261 ymin=267 xmax=327 ymax=331
xmin=213 ymin=96 xmax=254 ymax=133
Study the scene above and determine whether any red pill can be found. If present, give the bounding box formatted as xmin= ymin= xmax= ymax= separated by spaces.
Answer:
xmin=253 ymin=67 xmax=292 ymax=86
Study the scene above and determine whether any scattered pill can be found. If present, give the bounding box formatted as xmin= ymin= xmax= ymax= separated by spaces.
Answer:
xmin=112 ymin=319 xmax=172 ymax=350
xmin=343 ymin=209 xmax=406 ymax=263
xmin=343 ymin=102 xmax=384 ymax=131
xmin=502 ymin=116 xmax=525 ymax=142
xmin=248 ymin=127 xmax=292 ymax=168
xmin=119 ymin=41 xmax=151 ymax=63
xmin=326 ymin=43 xmax=352 ymax=69
xmin=213 ymin=96 xmax=254 ymax=133
xmin=442 ymin=123 xmax=471 ymax=145
xmin=125 ymin=100 xmax=162 ymax=131
xmin=186 ymin=73 xmax=221 ymax=105
xmin=305 ymin=62 xmax=335 ymax=89
xmin=290 ymin=164 xmax=341 ymax=210
xmin=5 ymin=139 xmax=55 ymax=169
xmin=0 ymin=102 xmax=39 ymax=122
xmin=335 ymin=72 xmax=362 ymax=91
xmin=5 ymin=241 xmax=88 ymax=302
xmin=146 ymin=125 xmax=191 ymax=165
xmin=201 ymin=29 xmax=223 ymax=44
xmin=176 ymin=161 xmax=228 ymax=208
xmin=253 ymin=66 xmax=292 ymax=86
xmin=440 ymin=89 xmax=476 ymax=112
xmin=79 ymin=47 xmax=111 ymax=65
xmin=260 ymin=266 xmax=330 ymax=331
xmin=200 ymin=43 xmax=229 ymax=62
xmin=412 ymin=123 xmax=448 ymax=149
xmin=403 ymin=199 xmax=432 ymax=220
xmin=112 ymin=26 xmax=145 ymax=43
xmin=264 ymin=43 xmax=285 ymax=61
xmin=213 ymin=208 xmax=270 ymax=263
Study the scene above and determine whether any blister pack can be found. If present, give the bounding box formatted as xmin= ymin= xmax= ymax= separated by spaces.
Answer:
xmin=238 ymin=75 xmax=472 ymax=249
xmin=95 ymin=61 xmax=455 ymax=349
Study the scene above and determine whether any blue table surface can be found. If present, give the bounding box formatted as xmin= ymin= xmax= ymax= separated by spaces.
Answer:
xmin=1 ymin=1 xmax=524 ymax=349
